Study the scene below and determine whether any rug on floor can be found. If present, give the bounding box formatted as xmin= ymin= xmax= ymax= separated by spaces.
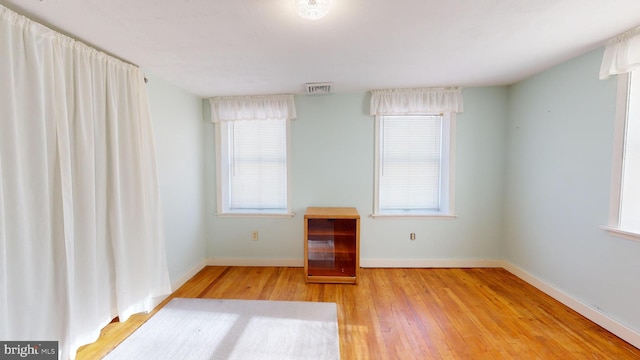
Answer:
xmin=102 ymin=298 xmax=340 ymax=360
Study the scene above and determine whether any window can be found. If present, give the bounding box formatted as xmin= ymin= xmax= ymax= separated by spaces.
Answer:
xmin=607 ymin=72 xmax=640 ymax=240
xmin=369 ymin=87 xmax=462 ymax=218
xmin=210 ymin=94 xmax=295 ymax=217
xmin=373 ymin=113 xmax=455 ymax=217
xmin=217 ymin=119 xmax=290 ymax=215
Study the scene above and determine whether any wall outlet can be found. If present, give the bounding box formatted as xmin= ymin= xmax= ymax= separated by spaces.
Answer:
xmin=251 ymin=231 xmax=259 ymax=241
xmin=410 ymin=233 xmax=416 ymax=240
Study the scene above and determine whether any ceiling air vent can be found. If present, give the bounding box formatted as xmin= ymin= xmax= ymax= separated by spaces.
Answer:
xmin=305 ymin=82 xmax=333 ymax=95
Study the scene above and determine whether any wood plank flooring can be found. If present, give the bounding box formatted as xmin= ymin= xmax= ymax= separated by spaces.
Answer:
xmin=77 ymin=267 xmax=640 ymax=359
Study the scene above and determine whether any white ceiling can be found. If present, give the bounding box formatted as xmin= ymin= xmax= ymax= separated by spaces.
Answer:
xmin=2 ymin=0 xmax=640 ymax=97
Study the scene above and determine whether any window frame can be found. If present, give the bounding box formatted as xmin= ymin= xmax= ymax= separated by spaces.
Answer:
xmin=214 ymin=118 xmax=294 ymax=218
xmin=604 ymin=72 xmax=640 ymax=242
xmin=372 ymin=112 xmax=456 ymax=219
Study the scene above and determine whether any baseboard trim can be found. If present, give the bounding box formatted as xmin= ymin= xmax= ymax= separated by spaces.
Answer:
xmin=207 ymin=257 xmax=303 ymax=267
xmin=360 ymin=259 xmax=504 ymax=268
xmin=204 ymin=258 xmax=503 ymax=268
xmin=501 ymin=261 xmax=640 ymax=349
xmin=171 ymin=259 xmax=208 ymax=291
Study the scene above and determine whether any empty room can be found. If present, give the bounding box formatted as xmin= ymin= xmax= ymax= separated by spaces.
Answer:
xmin=1 ymin=1 xmax=640 ymax=359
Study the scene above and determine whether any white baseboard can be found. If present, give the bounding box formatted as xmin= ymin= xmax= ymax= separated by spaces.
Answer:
xmin=149 ymin=260 xmax=208 ymax=312
xmin=206 ymin=257 xmax=303 ymax=267
xmin=171 ymin=259 xmax=208 ymax=291
xmin=360 ymin=258 xmax=503 ymax=268
xmin=204 ymin=258 xmax=502 ymax=268
xmin=501 ymin=261 xmax=640 ymax=349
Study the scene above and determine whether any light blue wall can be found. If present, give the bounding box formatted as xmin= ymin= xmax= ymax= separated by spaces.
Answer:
xmin=148 ymin=44 xmax=640 ymax=337
xmin=151 ymin=43 xmax=640 ymax=336
xmin=364 ymin=88 xmax=509 ymax=260
xmin=504 ymin=48 xmax=640 ymax=331
xmin=145 ymin=71 xmax=207 ymax=285
xmin=204 ymin=88 xmax=509 ymax=262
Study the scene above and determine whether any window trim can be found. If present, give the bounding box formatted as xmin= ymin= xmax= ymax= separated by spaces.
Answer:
xmin=214 ymin=119 xmax=294 ymax=218
xmin=372 ymin=113 xmax=456 ymax=219
xmin=604 ymin=72 xmax=640 ymax=242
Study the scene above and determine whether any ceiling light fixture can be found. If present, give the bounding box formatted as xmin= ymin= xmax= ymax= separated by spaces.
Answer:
xmin=293 ymin=0 xmax=333 ymax=20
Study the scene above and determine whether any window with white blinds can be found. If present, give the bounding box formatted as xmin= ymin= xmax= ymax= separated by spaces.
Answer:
xmin=599 ymin=26 xmax=640 ymax=240
xmin=608 ymin=72 xmax=640 ymax=238
xmin=374 ymin=114 xmax=454 ymax=217
xmin=218 ymin=118 xmax=290 ymax=214
xmin=620 ymin=73 xmax=640 ymax=234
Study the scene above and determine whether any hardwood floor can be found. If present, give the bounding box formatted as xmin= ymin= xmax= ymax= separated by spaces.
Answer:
xmin=77 ymin=267 xmax=640 ymax=359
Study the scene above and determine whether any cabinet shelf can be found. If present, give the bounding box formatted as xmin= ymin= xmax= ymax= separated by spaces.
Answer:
xmin=307 ymin=230 xmax=356 ymax=237
xmin=304 ymin=207 xmax=360 ymax=284
xmin=308 ymin=241 xmax=354 ymax=254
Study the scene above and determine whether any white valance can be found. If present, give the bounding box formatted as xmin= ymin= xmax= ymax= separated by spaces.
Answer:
xmin=600 ymin=25 xmax=640 ymax=79
xmin=370 ymin=87 xmax=464 ymax=115
xmin=209 ymin=94 xmax=297 ymax=122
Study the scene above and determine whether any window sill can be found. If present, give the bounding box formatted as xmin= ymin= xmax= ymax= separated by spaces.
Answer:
xmin=370 ymin=213 xmax=457 ymax=220
xmin=602 ymin=226 xmax=640 ymax=243
xmin=215 ymin=212 xmax=295 ymax=219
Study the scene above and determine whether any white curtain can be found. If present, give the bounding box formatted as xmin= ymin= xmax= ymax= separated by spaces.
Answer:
xmin=209 ymin=94 xmax=297 ymax=122
xmin=370 ymin=87 xmax=464 ymax=115
xmin=0 ymin=6 xmax=171 ymax=360
xmin=600 ymin=25 xmax=640 ymax=79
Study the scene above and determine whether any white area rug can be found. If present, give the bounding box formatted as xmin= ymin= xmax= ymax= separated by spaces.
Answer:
xmin=102 ymin=298 xmax=340 ymax=360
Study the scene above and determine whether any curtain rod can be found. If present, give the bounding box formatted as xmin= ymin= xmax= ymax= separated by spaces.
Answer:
xmin=2 ymin=4 xmax=148 ymax=83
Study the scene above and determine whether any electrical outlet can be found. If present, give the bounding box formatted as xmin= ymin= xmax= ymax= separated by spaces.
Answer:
xmin=251 ymin=231 xmax=259 ymax=241
xmin=410 ymin=233 xmax=416 ymax=240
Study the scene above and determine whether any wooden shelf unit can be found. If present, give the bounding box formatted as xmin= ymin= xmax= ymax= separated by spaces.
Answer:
xmin=304 ymin=207 xmax=360 ymax=284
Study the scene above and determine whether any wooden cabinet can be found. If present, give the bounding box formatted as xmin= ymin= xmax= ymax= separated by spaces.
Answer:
xmin=304 ymin=207 xmax=360 ymax=284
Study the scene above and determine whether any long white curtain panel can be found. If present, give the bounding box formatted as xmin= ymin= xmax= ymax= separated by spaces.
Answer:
xmin=0 ymin=6 xmax=171 ymax=359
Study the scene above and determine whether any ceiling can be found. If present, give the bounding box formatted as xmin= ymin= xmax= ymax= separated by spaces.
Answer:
xmin=2 ymin=0 xmax=640 ymax=98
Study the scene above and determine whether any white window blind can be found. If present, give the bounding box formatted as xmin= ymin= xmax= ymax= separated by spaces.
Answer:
xmin=222 ymin=119 xmax=287 ymax=212
xmin=374 ymin=113 xmax=454 ymax=217
xmin=379 ymin=115 xmax=443 ymax=211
